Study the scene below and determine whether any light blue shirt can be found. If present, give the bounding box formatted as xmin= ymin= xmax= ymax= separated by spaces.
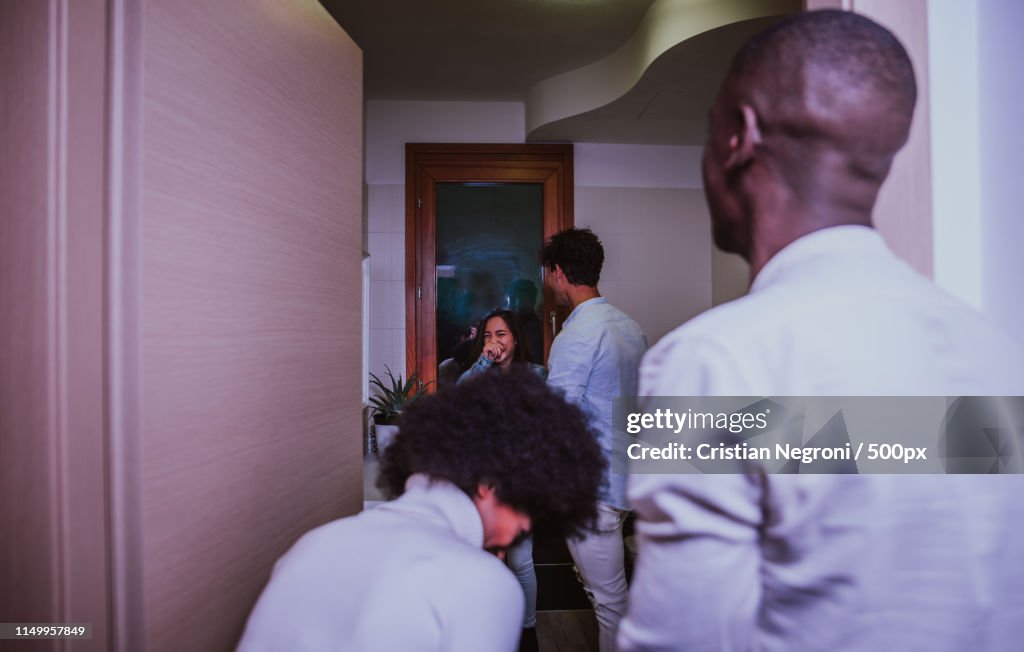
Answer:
xmin=547 ymin=297 xmax=646 ymax=509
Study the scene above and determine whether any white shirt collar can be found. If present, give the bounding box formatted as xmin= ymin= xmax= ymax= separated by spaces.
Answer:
xmin=386 ymin=473 xmax=484 ymax=548
xmin=750 ymin=225 xmax=888 ymax=294
xmin=564 ymin=296 xmax=607 ymax=327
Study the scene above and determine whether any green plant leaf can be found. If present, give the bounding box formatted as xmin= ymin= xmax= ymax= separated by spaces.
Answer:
xmin=370 ymin=366 xmax=431 ymax=420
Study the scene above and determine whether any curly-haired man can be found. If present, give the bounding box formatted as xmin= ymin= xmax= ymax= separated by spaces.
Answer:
xmin=541 ymin=226 xmax=647 ymax=652
xmin=238 ymin=369 xmax=606 ymax=652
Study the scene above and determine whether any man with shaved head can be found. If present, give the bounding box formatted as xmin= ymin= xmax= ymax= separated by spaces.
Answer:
xmin=620 ymin=10 xmax=1024 ymax=652
xmin=702 ymin=8 xmax=917 ymax=272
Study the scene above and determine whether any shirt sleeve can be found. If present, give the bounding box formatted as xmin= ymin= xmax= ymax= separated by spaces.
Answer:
xmin=457 ymin=355 xmax=493 ymax=384
xmin=620 ymin=335 xmax=764 ymax=652
xmin=619 ymin=473 xmax=764 ymax=652
xmin=546 ymin=330 xmax=593 ymax=406
xmin=531 ymin=363 xmax=548 ymax=380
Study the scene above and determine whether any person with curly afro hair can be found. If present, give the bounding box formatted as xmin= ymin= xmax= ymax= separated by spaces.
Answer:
xmin=238 ymin=368 xmax=606 ymax=652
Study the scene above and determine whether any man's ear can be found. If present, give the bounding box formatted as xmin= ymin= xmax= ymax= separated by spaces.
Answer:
xmin=724 ymin=103 xmax=762 ymax=170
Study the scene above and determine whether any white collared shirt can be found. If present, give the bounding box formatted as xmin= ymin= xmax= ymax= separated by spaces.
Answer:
xmin=620 ymin=226 xmax=1024 ymax=651
xmin=640 ymin=225 xmax=1023 ymax=397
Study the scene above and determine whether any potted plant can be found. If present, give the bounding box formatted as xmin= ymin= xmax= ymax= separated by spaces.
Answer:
xmin=368 ymin=366 xmax=428 ymax=455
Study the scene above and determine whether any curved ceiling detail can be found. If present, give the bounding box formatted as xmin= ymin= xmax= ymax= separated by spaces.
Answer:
xmin=525 ymin=0 xmax=801 ymax=145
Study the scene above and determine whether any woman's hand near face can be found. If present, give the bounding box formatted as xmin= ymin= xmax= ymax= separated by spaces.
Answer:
xmin=482 ymin=340 xmax=506 ymax=362
xmin=493 ymin=342 xmax=512 ymax=365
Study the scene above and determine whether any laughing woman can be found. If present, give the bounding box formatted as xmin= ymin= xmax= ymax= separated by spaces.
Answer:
xmin=458 ymin=309 xmax=546 ymax=652
xmin=459 ymin=309 xmax=546 ymax=381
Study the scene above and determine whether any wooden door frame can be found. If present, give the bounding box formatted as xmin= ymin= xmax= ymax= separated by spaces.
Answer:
xmin=405 ymin=143 xmax=574 ymax=387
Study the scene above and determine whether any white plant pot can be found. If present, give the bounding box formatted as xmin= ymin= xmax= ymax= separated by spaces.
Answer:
xmin=374 ymin=424 xmax=400 ymax=456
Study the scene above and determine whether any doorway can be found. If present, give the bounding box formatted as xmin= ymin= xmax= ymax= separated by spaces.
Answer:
xmin=405 ymin=143 xmax=574 ymax=388
xmin=402 ymin=142 xmax=589 ymax=613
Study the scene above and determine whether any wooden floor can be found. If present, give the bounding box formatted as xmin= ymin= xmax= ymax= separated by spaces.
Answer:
xmin=536 ymin=609 xmax=598 ymax=651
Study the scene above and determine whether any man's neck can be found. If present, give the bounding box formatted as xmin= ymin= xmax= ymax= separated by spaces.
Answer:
xmin=746 ymin=202 xmax=874 ymax=282
xmin=742 ymin=161 xmax=880 ymax=280
xmin=566 ymin=285 xmax=601 ymax=310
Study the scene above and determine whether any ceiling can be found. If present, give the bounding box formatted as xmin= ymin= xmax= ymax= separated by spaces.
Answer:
xmin=320 ymin=0 xmax=801 ymax=145
xmin=320 ymin=0 xmax=656 ymax=101
xmin=527 ymin=16 xmax=789 ymax=144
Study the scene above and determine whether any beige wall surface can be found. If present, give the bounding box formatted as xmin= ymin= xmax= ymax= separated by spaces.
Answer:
xmin=139 ymin=1 xmax=363 ymax=649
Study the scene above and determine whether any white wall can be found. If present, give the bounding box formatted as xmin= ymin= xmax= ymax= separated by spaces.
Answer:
xmin=574 ymin=144 xmax=750 ymax=312
xmin=366 ymin=100 xmax=527 ymax=185
xmin=978 ymin=0 xmax=1024 ymax=340
xmin=929 ymin=0 xmax=982 ymax=309
xmin=367 ymin=182 xmax=408 ymax=383
xmin=365 ymin=101 xmax=717 ymax=384
xmin=573 ymin=144 xmax=713 ymax=345
xmin=929 ymin=0 xmax=1023 ymax=343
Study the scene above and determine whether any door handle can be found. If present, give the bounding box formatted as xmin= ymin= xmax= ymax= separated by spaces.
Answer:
xmin=550 ymin=311 xmax=557 ymax=337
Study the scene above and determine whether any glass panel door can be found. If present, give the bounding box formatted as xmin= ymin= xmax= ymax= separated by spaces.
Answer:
xmin=435 ymin=183 xmax=545 ymax=381
xmin=406 ymin=143 xmax=573 ymax=390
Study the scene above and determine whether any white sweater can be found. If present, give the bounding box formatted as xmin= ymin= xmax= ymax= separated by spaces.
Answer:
xmin=238 ymin=474 xmax=524 ymax=651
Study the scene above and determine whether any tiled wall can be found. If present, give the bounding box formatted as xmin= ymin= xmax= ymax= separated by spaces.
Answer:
xmin=367 ymin=184 xmax=408 ymax=383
